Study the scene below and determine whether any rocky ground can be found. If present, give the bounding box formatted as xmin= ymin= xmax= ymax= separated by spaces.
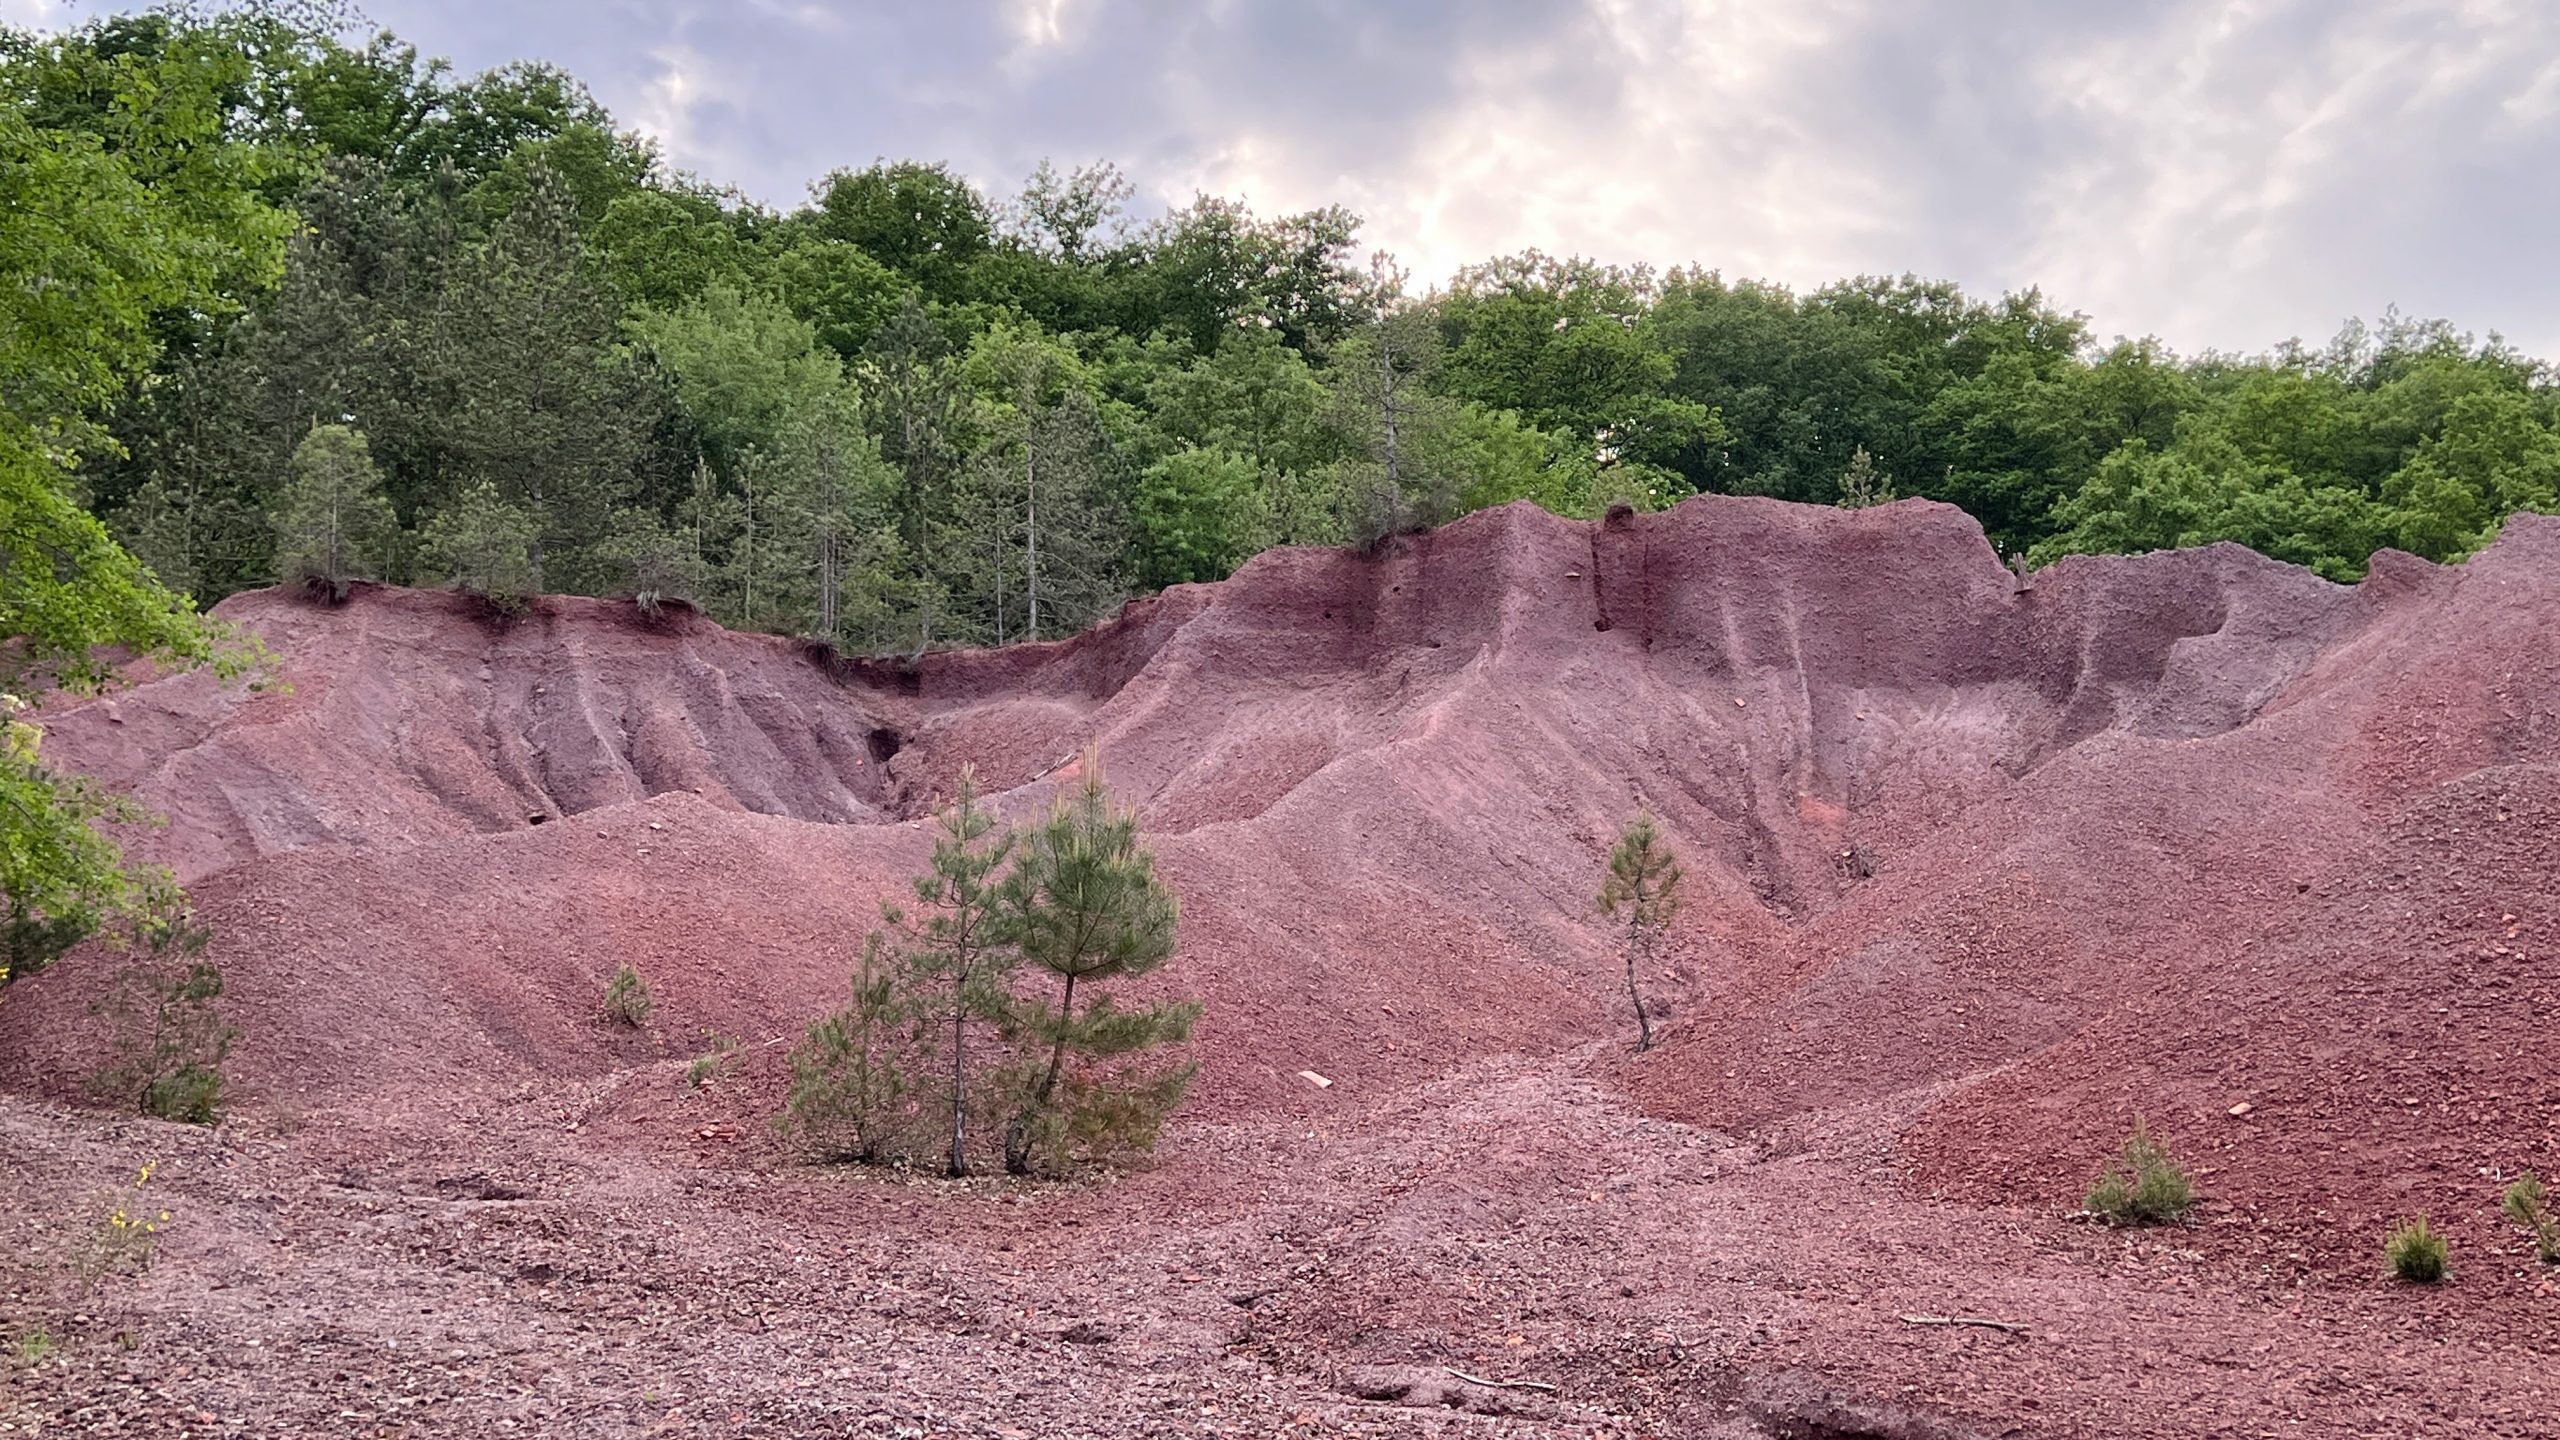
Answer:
xmin=6 ymin=1042 xmax=2553 ymax=1439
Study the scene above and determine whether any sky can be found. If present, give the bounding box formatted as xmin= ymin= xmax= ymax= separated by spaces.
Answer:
xmin=21 ymin=0 xmax=2560 ymax=359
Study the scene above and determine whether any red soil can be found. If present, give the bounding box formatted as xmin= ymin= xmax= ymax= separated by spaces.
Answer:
xmin=3 ymin=494 xmax=2556 ymax=1437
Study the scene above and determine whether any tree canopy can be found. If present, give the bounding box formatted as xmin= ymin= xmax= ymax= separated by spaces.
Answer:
xmin=15 ymin=7 xmax=2560 ymax=667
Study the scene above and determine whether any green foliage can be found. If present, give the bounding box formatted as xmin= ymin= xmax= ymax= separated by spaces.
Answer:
xmin=1135 ymin=448 xmax=1268 ymax=587
xmin=84 ymin=904 xmax=233 ymax=1123
xmin=900 ymin=766 xmax=1017 ymax=1178
xmin=603 ymin=963 xmax=653 ymax=1027
xmin=1836 ymin=446 xmax=1895 ymax=509
xmin=783 ymin=931 xmax=919 ymax=1163
xmin=274 ymin=424 xmax=398 ymax=592
xmin=2085 ymin=1118 xmax=2196 ymax=1225
xmin=26 ymin=6 xmax=2560 ymax=702
xmin=999 ymin=752 xmax=1197 ymax=1175
xmin=419 ymin=480 xmax=539 ymax=611
xmin=0 ymin=16 xmax=279 ymax=1009
xmin=2386 ymin=1214 xmax=2448 ymax=1283
xmin=2503 ymin=1172 xmax=2559 ymax=1264
xmin=13 ymin=1325 xmax=52 ymax=1366
xmin=1600 ymin=812 xmax=1681 ymax=1052
xmin=683 ymin=1032 xmax=741 ymax=1091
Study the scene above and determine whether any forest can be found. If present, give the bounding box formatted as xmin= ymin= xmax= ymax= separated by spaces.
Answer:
xmin=13 ymin=7 xmax=2560 ymax=665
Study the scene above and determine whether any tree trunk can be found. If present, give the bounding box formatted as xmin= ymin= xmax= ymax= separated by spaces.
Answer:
xmin=1005 ymin=970 xmax=1077 ymax=1175
xmin=948 ymin=992 xmax=969 ymax=1178
xmin=1625 ymin=922 xmax=1653 ymax=1053
xmin=1025 ymin=422 xmax=1041 ymax=642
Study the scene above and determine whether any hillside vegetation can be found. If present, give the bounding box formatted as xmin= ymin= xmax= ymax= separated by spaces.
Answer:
xmin=14 ymin=7 xmax=2560 ymax=664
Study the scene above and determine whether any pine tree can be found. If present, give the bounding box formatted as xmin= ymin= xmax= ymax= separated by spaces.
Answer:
xmin=419 ymin=478 xmax=539 ymax=612
xmin=1836 ymin=446 xmax=1894 ymax=509
xmin=783 ymin=930 xmax=920 ymax=1164
xmin=1000 ymin=751 xmax=1197 ymax=1174
xmin=85 ymin=903 xmax=234 ymax=1124
xmin=1332 ymin=255 xmax=1461 ymax=543
xmin=1599 ymin=812 xmax=1682 ymax=1053
xmin=948 ymin=333 xmax=1128 ymax=645
xmin=273 ymin=424 xmax=398 ymax=597
xmin=434 ymin=159 xmax=641 ymax=591
xmin=899 ymin=765 xmax=1017 ymax=1178
xmin=860 ymin=294 xmax=966 ymax=559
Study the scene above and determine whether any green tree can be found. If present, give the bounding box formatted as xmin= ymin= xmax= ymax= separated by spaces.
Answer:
xmin=811 ymin=160 xmax=992 ymax=303
xmin=273 ymin=423 xmax=398 ymax=594
xmin=783 ymin=930 xmax=919 ymax=1164
xmin=1000 ymin=754 xmax=1196 ymax=1174
xmin=418 ymin=478 xmax=539 ymax=611
xmin=1135 ymin=448 xmax=1269 ymax=587
xmin=0 ymin=16 xmax=275 ymax=996
xmin=85 ymin=903 xmax=234 ymax=1123
xmin=860 ymin=294 xmax=968 ymax=557
xmin=1330 ymin=258 xmax=1464 ymax=542
xmin=433 ymin=159 xmax=643 ymax=591
xmin=954 ymin=323 xmax=1128 ymax=642
xmin=1835 ymin=446 xmax=1893 ymax=509
xmin=1599 ymin=812 xmax=1681 ymax=1053
xmin=899 ymin=766 xmax=1018 ymax=1178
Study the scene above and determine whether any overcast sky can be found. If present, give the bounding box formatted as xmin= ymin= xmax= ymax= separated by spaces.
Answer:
xmin=23 ymin=0 xmax=2560 ymax=358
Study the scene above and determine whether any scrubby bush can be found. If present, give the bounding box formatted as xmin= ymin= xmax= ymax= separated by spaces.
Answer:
xmin=86 ymin=909 xmax=233 ymax=1124
xmin=684 ymin=1033 xmax=741 ymax=1090
xmin=603 ymin=964 xmax=653 ymax=1027
xmin=783 ymin=932 xmax=922 ymax=1164
xmin=2086 ymin=1117 xmax=2196 ymax=1225
xmin=2503 ymin=1173 xmax=2559 ymax=1264
xmin=2386 ymin=1215 xmax=2448 ymax=1283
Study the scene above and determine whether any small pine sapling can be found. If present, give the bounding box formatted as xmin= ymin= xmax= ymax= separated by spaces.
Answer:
xmin=2085 ymin=1116 xmax=2196 ymax=1225
xmin=2502 ymin=1172 xmax=2559 ymax=1264
xmin=1000 ymin=751 xmax=1198 ymax=1175
xmin=1599 ymin=812 xmax=1681 ymax=1052
xmin=604 ymin=964 xmax=653 ymax=1027
xmin=1834 ymin=445 xmax=1894 ymax=509
xmin=86 ymin=905 xmax=234 ymax=1124
xmin=2386 ymin=1215 xmax=2448 ymax=1283
xmin=900 ymin=766 xmax=1017 ymax=1178
xmin=783 ymin=931 xmax=920 ymax=1164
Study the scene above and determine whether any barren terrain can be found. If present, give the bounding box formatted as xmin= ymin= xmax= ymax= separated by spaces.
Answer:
xmin=4 ymin=495 xmax=2556 ymax=1437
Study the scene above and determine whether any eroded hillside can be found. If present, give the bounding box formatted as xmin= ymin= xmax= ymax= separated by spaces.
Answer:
xmin=6 ymin=494 xmax=2557 ymax=1438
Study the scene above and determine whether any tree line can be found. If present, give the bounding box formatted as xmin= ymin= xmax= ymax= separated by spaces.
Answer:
xmin=28 ymin=8 xmax=2560 ymax=655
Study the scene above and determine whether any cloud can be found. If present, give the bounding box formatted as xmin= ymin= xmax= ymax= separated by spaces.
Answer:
xmin=37 ymin=0 xmax=2560 ymax=356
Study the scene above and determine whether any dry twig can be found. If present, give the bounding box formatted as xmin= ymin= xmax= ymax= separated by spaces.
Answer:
xmin=1898 ymin=1313 xmax=2030 ymax=1336
xmin=1443 ymin=1366 xmax=1559 ymax=1393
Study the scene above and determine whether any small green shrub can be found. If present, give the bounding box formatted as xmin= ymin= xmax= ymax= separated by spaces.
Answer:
xmin=2086 ymin=1117 xmax=2196 ymax=1225
xmin=2386 ymin=1215 xmax=2448 ymax=1283
xmin=143 ymin=1064 xmax=225 ymax=1124
xmin=782 ymin=932 xmax=920 ymax=1165
xmin=2502 ymin=1172 xmax=2559 ymax=1264
xmin=603 ymin=964 xmax=653 ymax=1027
xmin=684 ymin=1033 xmax=741 ymax=1091
xmin=14 ymin=1326 xmax=53 ymax=1365
xmin=86 ymin=910 xmax=234 ymax=1125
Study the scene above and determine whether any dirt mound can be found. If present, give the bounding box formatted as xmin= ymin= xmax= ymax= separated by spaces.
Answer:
xmin=6 ymin=493 xmax=2559 ymax=1434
